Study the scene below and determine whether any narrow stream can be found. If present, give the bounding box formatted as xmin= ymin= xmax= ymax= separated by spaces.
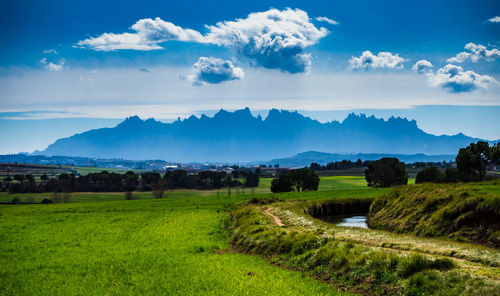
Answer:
xmin=321 ymin=214 xmax=368 ymax=229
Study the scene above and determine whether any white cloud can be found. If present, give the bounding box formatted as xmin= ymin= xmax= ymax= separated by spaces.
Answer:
xmin=315 ymin=16 xmax=339 ymax=25
xmin=47 ymin=62 xmax=64 ymax=71
xmin=488 ymin=16 xmax=500 ymax=23
xmin=447 ymin=43 xmax=500 ymax=63
xmin=204 ymin=8 xmax=328 ymax=73
xmin=349 ymin=51 xmax=404 ymax=70
xmin=77 ymin=8 xmax=329 ymax=73
xmin=77 ymin=17 xmax=204 ymax=51
xmin=43 ymin=49 xmax=58 ymax=55
xmin=40 ymin=57 xmax=65 ymax=71
xmin=428 ymin=64 xmax=496 ymax=93
xmin=412 ymin=60 xmax=433 ymax=73
xmin=187 ymin=57 xmax=244 ymax=86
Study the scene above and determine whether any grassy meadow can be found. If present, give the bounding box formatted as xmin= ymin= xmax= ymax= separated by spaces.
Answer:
xmin=1 ymin=176 xmax=497 ymax=295
xmin=0 ymin=176 xmax=400 ymax=204
xmin=0 ymin=176 xmax=381 ymax=296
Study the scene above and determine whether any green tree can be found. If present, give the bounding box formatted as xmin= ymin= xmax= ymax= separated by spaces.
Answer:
xmin=456 ymin=141 xmax=489 ymax=182
xmin=13 ymin=174 xmax=24 ymax=183
xmin=445 ymin=168 xmax=460 ymax=183
xmin=271 ymin=168 xmax=319 ymax=193
xmin=415 ymin=166 xmax=445 ymax=184
xmin=365 ymin=157 xmax=408 ymax=187
xmin=270 ymin=173 xmax=293 ymax=193
xmin=288 ymin=168 xmax=320 ymax=191
xmin=489 ymin=142 xmax=500 ymax=164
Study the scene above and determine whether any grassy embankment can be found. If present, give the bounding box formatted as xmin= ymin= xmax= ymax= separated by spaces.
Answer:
xmin=368 ymin=181 xmax=500 ymax=247
xmin=0 ymin=176 xmax=383 ymax=296
xmin=229 ymin=181 xmax=500 ymax=295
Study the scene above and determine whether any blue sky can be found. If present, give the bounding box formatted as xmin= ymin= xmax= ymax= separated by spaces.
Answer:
xmin=0 ymin=0 xmax=499 ymax=154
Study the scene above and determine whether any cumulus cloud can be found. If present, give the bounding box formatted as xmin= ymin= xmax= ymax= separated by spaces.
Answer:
xmin=77 ymin=8 xmax=328 ymax=73
xmin=349 ymin=51 xmax=404 ymax=70
xmin=447 ymin=43 xmax=500 ymax=63
xmin=77 ymin=17 xmax=204 ymax=51
xmin=428 ymin=64 xmax=496 ymax=93
xmin=187 ymin=57 xmax=245 ymax=86
xmin=204 ymin=8 xmax=328 ymax=73
xmin=40 ymin=58 xmax=65 ymax=71
xmin=412 ymin=59 xmax=433 ymax=73
xmin=315 ymin=16 xmax=339 ymax=25
xmin=488 ymin=16 xmax=500 ymax=23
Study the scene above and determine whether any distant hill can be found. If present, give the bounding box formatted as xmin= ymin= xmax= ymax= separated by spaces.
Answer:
xmin=267 ymin=151 xmax=456 ymax=167
xmin=35 ymin=108 xmax=493 ymax=162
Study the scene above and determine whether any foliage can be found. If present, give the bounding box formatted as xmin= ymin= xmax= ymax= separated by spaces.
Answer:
xmin=271 ymin=168 xmax=320 ymax=193
xmin=2 ymin=169 xmax=260 ymax=194
xmin=456 ymin=141 xmax=490 ymax=182
xmin=228 ymin=204 xmax=500 ymax=296
xmin=415 ymin=166 xmax=445 ymax=184
xmin=365 ymin=157 xmax=408 ymax=187
xmin=369 ymin=181 xmax=500 ymax=247
xmin=311 ymin=159 xmax=368 ymax=170
xmin=445 ymin=168 xmax=460 ymax=183
xmin=271 ymin=173 xmax=294 ymax=193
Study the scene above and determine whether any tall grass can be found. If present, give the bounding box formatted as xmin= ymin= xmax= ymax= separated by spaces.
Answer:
xmin=368 ymin=180 xmax=500 ymax=247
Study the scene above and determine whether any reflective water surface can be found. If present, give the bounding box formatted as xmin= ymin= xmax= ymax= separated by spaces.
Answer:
xmin=321 ymin=214 xmax=368 ymax=229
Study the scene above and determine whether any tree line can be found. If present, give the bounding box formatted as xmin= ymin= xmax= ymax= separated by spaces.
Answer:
xmin=310 ymin=159 xmax=453 ymax=171
xmin=364 ymin=141 xmax=499 ymax=187
xmin=416 ymin=141 xmax=499 ymax=184
xmin=1 ymin=169 xmax=260 ymax=194
xmin=310 ymin=159 xmax=368 ymax=171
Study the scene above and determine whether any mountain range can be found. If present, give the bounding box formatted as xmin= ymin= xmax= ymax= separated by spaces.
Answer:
xmin=35 ymin=108 xmax=493 ymax=162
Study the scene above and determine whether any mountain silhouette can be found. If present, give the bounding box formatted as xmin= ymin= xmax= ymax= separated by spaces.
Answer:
xmin=35 ymin=108 xmax=491 ymax=162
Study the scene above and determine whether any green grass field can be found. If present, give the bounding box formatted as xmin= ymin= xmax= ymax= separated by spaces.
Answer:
xmin=0 ymin=176 xmax=380 ymax=296
xmin=0 ymin=176 xmax=478 ymax=296
xmin=0 ymin=176 xmax=402 ymax=204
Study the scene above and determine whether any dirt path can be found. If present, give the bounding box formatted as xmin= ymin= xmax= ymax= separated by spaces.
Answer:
xmin=264 ymin=207 xmax=285 ymax=227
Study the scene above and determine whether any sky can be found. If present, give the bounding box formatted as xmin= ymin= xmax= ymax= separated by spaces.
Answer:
xmin=0 ymin=0 xmax=499 ymax=154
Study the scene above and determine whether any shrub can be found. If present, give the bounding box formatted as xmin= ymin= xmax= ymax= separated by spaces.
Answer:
xmin=398 ymin=254 xmax=429 ymax=277
xmin=445 ymin=168 xmax=460 ymax=183
xmin=415 ymin=167 xmax=445 ymax=184
xmin=11 ymin=197 xmax=21 ymax=204
xmin=41 ymin=198 xmax=53 ymax=204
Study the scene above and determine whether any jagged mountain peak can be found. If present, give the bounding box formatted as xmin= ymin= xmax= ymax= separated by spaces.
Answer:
xmin=37 ymin=108 xmax=490 ymax=162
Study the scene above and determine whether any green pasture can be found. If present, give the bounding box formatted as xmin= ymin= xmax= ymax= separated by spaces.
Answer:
xmin=0 ymin=176 xmax=383 ymax=295
xmin=0 ymin=176 xmax=394 ymax=204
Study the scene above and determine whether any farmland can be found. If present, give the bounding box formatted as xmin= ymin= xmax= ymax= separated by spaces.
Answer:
xmin=0 ymin=176 xmax=498 ymax=295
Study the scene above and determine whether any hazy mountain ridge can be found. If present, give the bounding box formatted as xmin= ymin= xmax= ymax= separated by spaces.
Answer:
xmin=36 ymin=108 xmax=492 ymax=162
xmin=268 ymin=151 xmax=456 ymax=167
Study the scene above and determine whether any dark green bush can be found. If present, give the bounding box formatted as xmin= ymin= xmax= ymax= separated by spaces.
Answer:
xmin=415 ymin=166 xmax=445 ymax=184
xmin=41 ymin=198 xmax=53 ymax=204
